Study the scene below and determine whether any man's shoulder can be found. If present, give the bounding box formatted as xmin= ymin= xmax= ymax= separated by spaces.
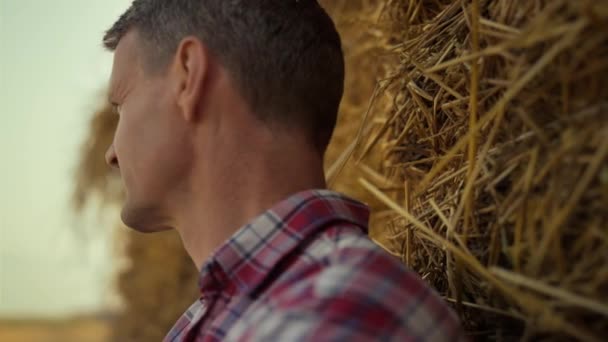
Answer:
xmin=305 ymin=223 xmax=428 ymax=301
xmin=270 ymin=222 xmax=433 ymax=309
xmin=306 ymin=222 xmax=379 ymax=260
xmin=306 ymin=222 xmax=402 ymax=273
xmin=241 ymin=223 xmax=465 ymax=341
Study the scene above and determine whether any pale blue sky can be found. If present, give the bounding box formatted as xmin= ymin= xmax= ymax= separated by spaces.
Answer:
xmin=0 ymin=0 xmax=130 ymax=318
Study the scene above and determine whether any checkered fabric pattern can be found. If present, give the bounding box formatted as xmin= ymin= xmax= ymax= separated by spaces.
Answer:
xmin=164 ymin=190 xmax=465 ymax=341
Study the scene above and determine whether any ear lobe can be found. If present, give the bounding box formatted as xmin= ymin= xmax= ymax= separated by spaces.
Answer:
xmin=175 ymin=37 xmax=207 ymax=122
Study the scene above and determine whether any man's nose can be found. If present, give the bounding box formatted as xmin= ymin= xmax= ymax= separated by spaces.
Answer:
xmin=105 ymin=144 xmax=120 ymax=169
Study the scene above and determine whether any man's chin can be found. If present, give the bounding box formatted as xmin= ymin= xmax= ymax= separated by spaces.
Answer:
xmin=120 ymin=204 xmax=174 ymax=233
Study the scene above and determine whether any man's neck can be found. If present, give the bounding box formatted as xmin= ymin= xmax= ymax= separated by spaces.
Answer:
xmin=175 ymin=138 xmax=326 ymax=270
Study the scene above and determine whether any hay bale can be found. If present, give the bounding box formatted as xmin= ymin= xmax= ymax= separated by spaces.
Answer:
xmin=111 ymin=230 xmax=198 ymax=341
xmin=349 ymin=0 xmax=608 ymax=340
xmin=323 ymin=0 xmax=392 ymax=209
xmin=73 ymin=103 xmax=121 ymax=211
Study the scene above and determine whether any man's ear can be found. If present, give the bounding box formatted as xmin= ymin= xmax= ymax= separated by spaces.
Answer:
xmin=172 ymin=36 xmax=207 ymax=122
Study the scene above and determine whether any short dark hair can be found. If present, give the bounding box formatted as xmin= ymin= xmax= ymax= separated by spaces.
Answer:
xmin=103 ymin=0 xmax=344 ymax=153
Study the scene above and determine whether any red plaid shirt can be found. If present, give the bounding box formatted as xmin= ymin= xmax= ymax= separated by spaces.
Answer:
xmin=164 ymin=190 xmax=464 ymax=341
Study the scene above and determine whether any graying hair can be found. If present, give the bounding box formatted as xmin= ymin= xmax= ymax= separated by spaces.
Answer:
xmin=103 ymin=0 xmax=344 ymax=152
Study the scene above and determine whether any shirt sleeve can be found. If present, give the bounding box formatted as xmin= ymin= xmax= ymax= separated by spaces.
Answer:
xmin=235 ymin=242 xmax=467 ymax=342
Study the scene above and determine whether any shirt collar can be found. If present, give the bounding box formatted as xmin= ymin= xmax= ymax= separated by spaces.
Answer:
xmin=197 ymin=189 xmax=370 ymax=298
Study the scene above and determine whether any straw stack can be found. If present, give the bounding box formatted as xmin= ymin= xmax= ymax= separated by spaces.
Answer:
xmin=333 ymin=0 xmax=608 ymax=340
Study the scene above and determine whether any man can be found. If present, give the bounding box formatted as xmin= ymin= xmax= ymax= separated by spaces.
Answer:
xmin=103 ymin=1 xmax=465 ymax=341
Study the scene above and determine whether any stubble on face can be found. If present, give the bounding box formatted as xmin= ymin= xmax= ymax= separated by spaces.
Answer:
xmin=108 ymin=30 xmax=194 ymax=233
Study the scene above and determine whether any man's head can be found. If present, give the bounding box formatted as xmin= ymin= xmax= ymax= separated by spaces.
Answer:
xmin=103 ymin=0 xmax=344 ymax=232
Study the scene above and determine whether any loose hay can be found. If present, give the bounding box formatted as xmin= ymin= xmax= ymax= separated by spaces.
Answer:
xmin=339 ymin=0 xmax=608 ymax=340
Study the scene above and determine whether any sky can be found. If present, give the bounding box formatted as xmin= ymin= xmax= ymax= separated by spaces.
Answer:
xmin=0 ymin=0 xmax=131 ymax=318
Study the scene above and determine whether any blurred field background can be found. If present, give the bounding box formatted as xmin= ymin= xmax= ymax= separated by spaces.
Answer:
xmin=0 ymin=318 xmax=110 ymax=342
xmin=2 ymin=0 xmax=607 ymax=341
xmin=0 ymin=0 xmax=129 ymax=340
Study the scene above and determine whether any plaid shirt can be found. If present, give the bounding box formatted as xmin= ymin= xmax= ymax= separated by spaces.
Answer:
xmin=164 ymin=190 xmax=464 ymax=341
